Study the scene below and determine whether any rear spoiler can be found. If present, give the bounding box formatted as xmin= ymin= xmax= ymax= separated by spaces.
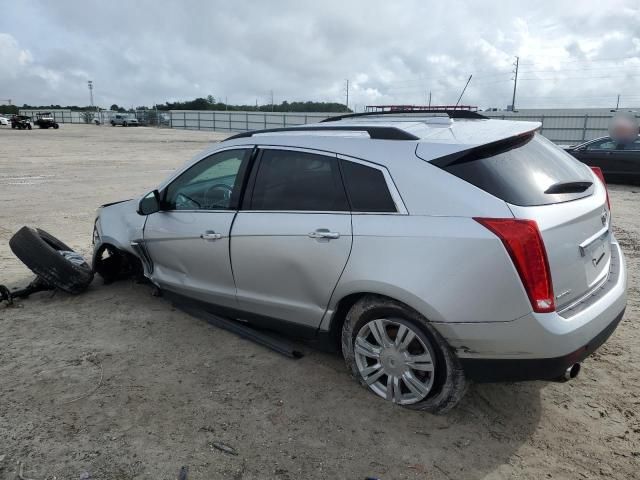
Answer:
xmin=430 ymin=130 xmax=537 ymax=168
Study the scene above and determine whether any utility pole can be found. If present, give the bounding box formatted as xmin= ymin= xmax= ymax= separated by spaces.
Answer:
xmin=616 ymin=94 xmax=620 ymax=110
xmin=88 ymin=80 xmax=94 ymax=110
xmin=270 ymin=90 xmax=274 ymax=112
xmin=511 ymin=56 xmax=519 ymax=111
xmin=345 ymin=79 xmax=349 ymax=109
xmin=225 ymin=96 xmax=228 ymax=111
xmin=428 ymin=90 xmax=432 ymax=109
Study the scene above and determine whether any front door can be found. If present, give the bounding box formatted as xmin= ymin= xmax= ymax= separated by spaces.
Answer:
xmin=143 ymin=148 xmax=251 ymax=307
xmin=231 ymin=148 xmax=353 ymax=331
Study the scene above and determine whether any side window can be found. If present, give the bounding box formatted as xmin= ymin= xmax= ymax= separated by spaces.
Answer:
xmin=340 ymin=160 xmax=397 ymax=212
xmin=164 ymin=149 xmax=249 ymax=211
xmin=250 ymin=150 xmax=348 ymax=211
xmin=586 ymin=138 xmax=617 ymax=151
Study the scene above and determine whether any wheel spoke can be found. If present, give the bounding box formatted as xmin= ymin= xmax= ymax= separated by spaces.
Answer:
xmin=385 ymin=375 xmax=402 ymax=403
xmin=360 ymin=363 xmax=382 ymax=377
xmin=402 ymin=371 xmax=430 ymax=398
xmin=369 ymin=319 xmax=392 ymax=347
xmin=355 ymin=337 xmax=381 ymax=359
xmin=406 ymin=353 xmax=434 ymax=371
xmin=363 ymin=365 xmax=385 ymax=385
xmin=395 ymin=325 xmax=415 ymax=350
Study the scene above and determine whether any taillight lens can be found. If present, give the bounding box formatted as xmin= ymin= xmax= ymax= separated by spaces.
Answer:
xmin=474 ymin=218 xmax=555 ymax=313
xmin=590 ymin=166 xmax=610 ymax=210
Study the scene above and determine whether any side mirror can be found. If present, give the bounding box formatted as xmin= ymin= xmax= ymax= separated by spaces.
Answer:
xmin=137 ymin=190 xmax=161 ymax=215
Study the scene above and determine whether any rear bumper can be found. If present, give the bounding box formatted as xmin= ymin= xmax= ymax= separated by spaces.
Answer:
xmin=459 ymin=308 xmax=625 ymax=382
xmin=434 ymin=241 xmax=627 ymax=382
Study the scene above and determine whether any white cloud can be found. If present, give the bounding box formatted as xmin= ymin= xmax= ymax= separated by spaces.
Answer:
xmin=0 ymin=0 xmax=639 ymax=109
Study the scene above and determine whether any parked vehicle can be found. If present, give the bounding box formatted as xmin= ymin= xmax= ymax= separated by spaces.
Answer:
xmin=565 ymin=136 xmax=640 ymax=185
xmin=33 ymin=112 xmax=59 ymax=129
xmin=0 ymin=115 xmax=9 ymax=126
xmin=92 ymin=111 xmax=627 ymax=413
xmin=10 ymin=115 xmax=32 ymax=130
xmin=110 ymin=114 xmax=139 ymax=127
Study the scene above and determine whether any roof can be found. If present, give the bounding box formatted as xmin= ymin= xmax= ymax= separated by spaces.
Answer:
xmin=220 ymin=114 xmax=541 ymax=164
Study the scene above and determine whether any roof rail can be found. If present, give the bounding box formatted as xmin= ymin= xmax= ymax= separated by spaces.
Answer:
xmin=225 ymin=125 xmax=420 ymax=141
xmin=321 ymin=109 xmax=488 ymax=122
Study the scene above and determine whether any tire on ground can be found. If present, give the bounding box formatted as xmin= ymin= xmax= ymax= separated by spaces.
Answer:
xmin=9 ymin=226 xmax=94 ymax=294
xmin=341 ymin=294 xmax=468 ymax=414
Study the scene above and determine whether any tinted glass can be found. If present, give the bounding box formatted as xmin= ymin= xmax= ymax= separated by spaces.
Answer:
xmin=586 ymin=138 xmax=617 ymax=151
xmin=164 ymin=149 xmax=248 ymax=210
xmin=340 ymin=160 xmax=396 ymax=212
xmin=443 ymin=133 xmax=593 ymax=206
xmin=251 ymin=150 xmax=348 ymax=211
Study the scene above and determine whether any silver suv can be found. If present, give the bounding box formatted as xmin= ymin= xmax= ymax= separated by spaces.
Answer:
xmin=93 ymin=111 xmax=627 ymax=413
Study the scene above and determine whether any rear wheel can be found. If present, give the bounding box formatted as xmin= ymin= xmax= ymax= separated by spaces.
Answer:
xmin=27 ymin=124 xmax=32 ymax=130
xmin=53 ymin=123 xmax=59 ymax=129
xmin=342 ymin=295 xmax=467 ymax=414
xmin=123 ymin=121 xmax=128 ymax=127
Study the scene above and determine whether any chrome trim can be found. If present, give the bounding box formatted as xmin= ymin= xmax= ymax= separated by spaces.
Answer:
xmin=579 ymin=224 xmax=610 ymax=257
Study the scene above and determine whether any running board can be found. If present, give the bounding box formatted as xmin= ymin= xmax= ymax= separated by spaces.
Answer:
xmin=172 ymin=300 xmax=304 ymax=359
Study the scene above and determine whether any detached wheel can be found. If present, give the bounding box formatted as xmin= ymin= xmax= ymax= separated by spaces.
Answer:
xmin=9 ymin=227 xmax=93 ymax=294
xmin=342 ymin=295 xmax=467 ymax=414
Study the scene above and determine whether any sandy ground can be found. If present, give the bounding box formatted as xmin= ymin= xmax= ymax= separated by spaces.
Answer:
xmin=0 ymin=124 xmax=638 ymax=480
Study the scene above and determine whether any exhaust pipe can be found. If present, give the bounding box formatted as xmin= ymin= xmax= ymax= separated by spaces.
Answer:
xmin=562 ymin=363 xmax=581 ymax=381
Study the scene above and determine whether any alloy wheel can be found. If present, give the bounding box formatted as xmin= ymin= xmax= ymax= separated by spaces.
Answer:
xmin=354 ymin=318 xmax=436 ymax=405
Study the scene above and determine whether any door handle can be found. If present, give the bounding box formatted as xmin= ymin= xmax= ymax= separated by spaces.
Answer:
xmin=308 ymin=229 xmax=340 ymax=240
xmin=201 ymin=231 xmax=223 ymax=241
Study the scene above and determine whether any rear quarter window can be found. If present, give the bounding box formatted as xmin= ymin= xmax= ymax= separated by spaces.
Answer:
xmin=441 ymin=133 xmax=593 ymax=206
xmin=340 ymin=160 xmax=397 ymax=212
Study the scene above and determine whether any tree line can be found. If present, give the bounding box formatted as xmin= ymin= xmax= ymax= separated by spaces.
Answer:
xmin=7 ymin=96 xmax=351 ymax=114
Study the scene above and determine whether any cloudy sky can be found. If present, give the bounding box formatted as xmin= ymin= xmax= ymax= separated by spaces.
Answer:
xmin=1 ymin=0 xmax=639 ymax=110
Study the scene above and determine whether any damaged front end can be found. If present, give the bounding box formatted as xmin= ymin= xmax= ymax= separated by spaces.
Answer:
xmin=92 ymin=199 xmax=148 ymax=284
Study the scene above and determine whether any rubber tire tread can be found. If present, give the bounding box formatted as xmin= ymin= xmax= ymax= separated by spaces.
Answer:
xmin=9 ymin=226 xmax=93 ymax=294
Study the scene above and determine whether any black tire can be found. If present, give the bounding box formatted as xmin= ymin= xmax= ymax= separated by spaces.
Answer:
xmin=27 ymin=124 xmax=32 ymax=130
xmin=123 ymin=121 xmax=128 ymax=127
xmin=341 ymin=295 xmax=467 ymax=414
xmin=111 ymin=121 xmax=115 ymax=126
xmin=53 ymin=123 xmax=59 ymax=129
xmin=9 ymin=227 xmax=94 ymax=294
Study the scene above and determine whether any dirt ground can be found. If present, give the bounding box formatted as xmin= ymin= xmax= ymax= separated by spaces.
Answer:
xmin=0 ymin=124 xmax=638 ymax=480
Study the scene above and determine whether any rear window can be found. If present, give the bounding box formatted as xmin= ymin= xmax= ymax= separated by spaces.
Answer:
xmin=441 ymin=133 xmax=593 ymax=206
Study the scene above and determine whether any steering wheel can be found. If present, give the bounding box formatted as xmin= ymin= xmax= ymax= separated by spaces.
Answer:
xmin=203 ymin=183 xmax=233 ymax=208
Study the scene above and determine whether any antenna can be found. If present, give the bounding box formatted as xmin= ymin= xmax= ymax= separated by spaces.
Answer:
xmin=454 ymin=75 xmax=472 ymax=109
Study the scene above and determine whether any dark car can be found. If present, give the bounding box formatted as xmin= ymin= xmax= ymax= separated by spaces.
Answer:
xmin=565 ymin=136 xmax=640 ymax=185
xmin=10 ymin=115 xmax=32 ymax=130
xmin=34 ymin=112 xmax=59 ymax=129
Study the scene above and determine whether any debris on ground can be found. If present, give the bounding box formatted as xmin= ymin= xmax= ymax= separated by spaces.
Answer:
xmin=210 ymin=441 xmax=238 ymax=456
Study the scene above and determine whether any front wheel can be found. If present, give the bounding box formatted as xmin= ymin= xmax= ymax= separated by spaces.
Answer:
xmin=341 ymin=295 xmax=467 ymax=414
xmin=27 ymin=124 xmax=32 ymax=130
xmin=123 ymin=121 xmax=128 ymax=127
xmin=53 ymin=123 xmax=59 ymax=129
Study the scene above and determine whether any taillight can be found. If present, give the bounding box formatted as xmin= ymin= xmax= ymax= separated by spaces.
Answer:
xmin=474 ymin=218 xmax=555 ymax=313
xmin=590 ymin=166 xmax=610 ymax=210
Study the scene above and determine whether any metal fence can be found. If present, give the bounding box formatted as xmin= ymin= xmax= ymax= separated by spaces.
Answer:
xmin=167 ymin=110 xmax=338 ymax=132
xmin=19 ymin=108 xmax=638 ymax=145
xmin=18 ymin=109 xmax=168 ymax=126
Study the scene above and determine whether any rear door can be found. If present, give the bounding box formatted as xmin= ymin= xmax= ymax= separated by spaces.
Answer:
xmin=230 ymin=147 xmax=352 ymax=331
xmin=440 ymin=133 xmax=611 ymax=310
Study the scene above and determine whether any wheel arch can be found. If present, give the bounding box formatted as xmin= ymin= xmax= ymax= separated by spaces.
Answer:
xmin=324 ymin=287 xmax=445 ymax=351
